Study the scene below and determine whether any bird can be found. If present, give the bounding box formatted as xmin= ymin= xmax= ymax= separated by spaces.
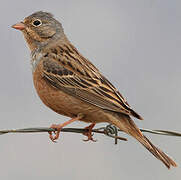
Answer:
xmin=12 ymin=11 xmax=177 ymax=169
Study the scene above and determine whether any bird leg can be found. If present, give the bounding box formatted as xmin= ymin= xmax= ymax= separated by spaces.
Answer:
xmin=83 ymin=123 xmax=97 ymax=142
xmin=49 ymin=113 xmax=84 ymax=142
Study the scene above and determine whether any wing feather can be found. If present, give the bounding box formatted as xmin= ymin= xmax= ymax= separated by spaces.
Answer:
xmin=41 ymin=43 xmax=143 ymax=119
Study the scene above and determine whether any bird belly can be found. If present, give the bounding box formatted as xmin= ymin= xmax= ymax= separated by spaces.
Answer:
xmin=33 ymin=65 xmax=109 ymax=123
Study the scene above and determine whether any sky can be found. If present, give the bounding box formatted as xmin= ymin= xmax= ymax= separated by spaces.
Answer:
xmin=0 ymin=0 xmax=181 ymax=179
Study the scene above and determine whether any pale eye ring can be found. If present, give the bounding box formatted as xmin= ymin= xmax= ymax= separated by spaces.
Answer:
xmin=32 ymin=19 xmax=42 ymax=27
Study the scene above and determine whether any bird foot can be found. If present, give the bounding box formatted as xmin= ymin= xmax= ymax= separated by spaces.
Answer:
xmin=49 ymin=114 xmax=84 ymax=142
xmin=49 ymin=124 xmax=63 ymax=142
xmin=83 ymin=123 xmax=97 ymax=142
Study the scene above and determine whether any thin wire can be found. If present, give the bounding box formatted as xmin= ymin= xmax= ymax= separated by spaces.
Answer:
xmin=139 ymin=129 xmax=181 ymax=136
xmin=0 ymin=125 xmax=180 ymax=144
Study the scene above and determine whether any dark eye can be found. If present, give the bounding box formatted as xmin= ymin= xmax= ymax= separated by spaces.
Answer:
xmin=32 ymin=19 xmax=42 ymax=27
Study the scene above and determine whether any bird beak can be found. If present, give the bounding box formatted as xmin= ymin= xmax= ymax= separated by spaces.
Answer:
xmin=12 ymin=22 xmax=26 ymax=30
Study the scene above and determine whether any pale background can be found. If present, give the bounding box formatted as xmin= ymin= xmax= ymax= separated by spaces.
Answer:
xmin=0 ymin=0 xmax=181 ymax=179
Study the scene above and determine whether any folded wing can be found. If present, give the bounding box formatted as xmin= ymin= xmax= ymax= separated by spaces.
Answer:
xmin=41 ymin=44 xmax=143 ymax=120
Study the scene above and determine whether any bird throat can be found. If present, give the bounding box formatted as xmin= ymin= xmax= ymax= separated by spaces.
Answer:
xmin=31 ymin=48 xmax=44 ymax=73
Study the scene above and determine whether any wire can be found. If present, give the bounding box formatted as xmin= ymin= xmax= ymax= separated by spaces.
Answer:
xmin=0 ymin=124 xmax=180 ymax=144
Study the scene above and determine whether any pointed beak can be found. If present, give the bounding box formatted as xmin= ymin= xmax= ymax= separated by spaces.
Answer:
xmin=12 ymin=22 xmax=26 ymax=30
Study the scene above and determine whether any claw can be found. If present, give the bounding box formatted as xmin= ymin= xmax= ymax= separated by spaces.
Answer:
xmin=83 ymin=123 xmax=97 ymax=142
xmin=48 ymin=124 xmax=62 ymax=142
xmin=83 ymin=136 xmax=97 ymax=142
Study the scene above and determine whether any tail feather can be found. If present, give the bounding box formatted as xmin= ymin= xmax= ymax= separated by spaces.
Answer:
xmin=109 ymin=113 xmax=177 ymax=169
xmin=135 ymin=134 xmax=177 ymax=169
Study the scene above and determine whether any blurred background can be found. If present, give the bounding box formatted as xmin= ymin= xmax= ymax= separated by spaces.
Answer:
xmin=0 ymin=0 xmax=181 ymax=179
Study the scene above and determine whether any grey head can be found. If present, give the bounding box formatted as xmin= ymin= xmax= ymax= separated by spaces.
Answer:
xmin=12 ymin=11 xmax=65 ymax=51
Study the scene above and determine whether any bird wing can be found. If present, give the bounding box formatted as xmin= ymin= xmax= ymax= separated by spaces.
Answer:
xmin=41 ymin=43 xmax=143 ymax=120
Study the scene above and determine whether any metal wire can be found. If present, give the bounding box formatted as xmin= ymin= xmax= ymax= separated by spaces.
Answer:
xmin=0 ymin=125 xmax=180 ymax=144
xmin=139 ymin=129 xmax=181 ymax=137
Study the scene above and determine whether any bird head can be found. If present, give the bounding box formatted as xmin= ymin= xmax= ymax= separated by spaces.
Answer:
xmin=12 ymin=11 xmax=65 ymax=51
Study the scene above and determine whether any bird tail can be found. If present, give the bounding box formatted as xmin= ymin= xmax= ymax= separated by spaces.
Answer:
xmin=108 ymin=113 xmax=177 ymax=169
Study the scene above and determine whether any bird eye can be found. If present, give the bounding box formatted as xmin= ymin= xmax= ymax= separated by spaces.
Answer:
xmin=32 ymin=19 xmax=42 ymax=27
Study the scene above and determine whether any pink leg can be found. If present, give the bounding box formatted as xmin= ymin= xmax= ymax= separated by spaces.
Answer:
xmin=83 ymin=123 xmax=96 ymax=142
xmin=49 ymin=114 xmax=83 ymax=142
